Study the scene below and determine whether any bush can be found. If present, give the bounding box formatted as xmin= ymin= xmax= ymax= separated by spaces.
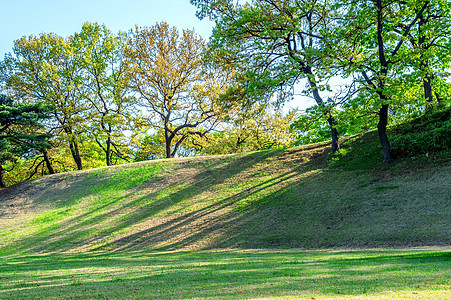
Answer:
xmin=391 ymin=106 xmax=451 ymax=157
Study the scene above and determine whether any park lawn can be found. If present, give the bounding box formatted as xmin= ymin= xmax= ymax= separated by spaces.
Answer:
xmin=0 ymin=248 xmax=449 ymax=299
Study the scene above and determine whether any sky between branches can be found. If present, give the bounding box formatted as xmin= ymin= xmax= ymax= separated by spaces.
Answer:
xmin=0 ymin=0 xmax=315 ymax=111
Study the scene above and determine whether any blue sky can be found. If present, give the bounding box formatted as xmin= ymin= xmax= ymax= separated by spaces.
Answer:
xmin=0 ymin=0 xmax=214 ymax=58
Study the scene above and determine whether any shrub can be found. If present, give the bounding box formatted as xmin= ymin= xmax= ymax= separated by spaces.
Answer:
xmin=391 ymin=106 xmax=451 ymax=157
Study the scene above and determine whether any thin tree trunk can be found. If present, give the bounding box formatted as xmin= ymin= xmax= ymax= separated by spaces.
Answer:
xmin=377 ymin=104 xmax=391 ymax=164
xmin=0 ymin=164 xmax=6 ymax=188
xmin=43 ymin=151 xmax=55 ymax=174
xmin=306 ymin=73 xmax=340 ymax=153
xmin=326 ymin=116 xmax=340 ymax=153
xmin=69 ymin=140 xmax=83 ymax=170
xmin=165 ymin=129 xmax=173 ymax=158
xmin=64 ymin=127 xmax=83 ymax=170
xmin=418 ymin=7 xmax=434 ymax=104
xmin=106 ymin=136 xmax=112 ymax=166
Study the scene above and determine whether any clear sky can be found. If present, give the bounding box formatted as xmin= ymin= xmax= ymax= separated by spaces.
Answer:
xmin=0 ymin=0 xmax=214 ymax=59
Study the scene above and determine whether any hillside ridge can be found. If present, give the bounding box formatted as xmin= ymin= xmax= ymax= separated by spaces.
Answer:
xmin=0 ymin=136 xmax=450 ymax=254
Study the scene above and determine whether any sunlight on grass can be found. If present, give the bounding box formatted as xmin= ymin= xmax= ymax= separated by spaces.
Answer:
xmin=0 ymin=163 xmax=167 ymax=255
xmin=0 ymin=249 xmax=449 ymax=299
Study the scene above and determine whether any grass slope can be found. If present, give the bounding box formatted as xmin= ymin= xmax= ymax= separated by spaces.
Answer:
xmin=0 ymin=133 xmax=450 ymax=254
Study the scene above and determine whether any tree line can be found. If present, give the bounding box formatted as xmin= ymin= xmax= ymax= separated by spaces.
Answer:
xmin=0 ymin=22 xmax=295 ymax=187
xmin=1 ymin=0 xmax=451 ymax=187
xmin=192 ymin=0 xmax=451 ymax=163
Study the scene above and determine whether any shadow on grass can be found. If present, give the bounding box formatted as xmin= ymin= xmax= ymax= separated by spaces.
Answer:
xmin=2 ymin=142 xmax=450 ymax=254
xmin=0 ymin=249 xmax=449 ymax=299
xmin=2 ymin=150 xmax=304 ymax=253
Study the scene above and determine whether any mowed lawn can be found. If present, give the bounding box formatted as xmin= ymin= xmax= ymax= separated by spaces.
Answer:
xmin=1 ymin=135 xmax=450 ymax=299
xmin=1 ymin=248 xmax=449 ymax=299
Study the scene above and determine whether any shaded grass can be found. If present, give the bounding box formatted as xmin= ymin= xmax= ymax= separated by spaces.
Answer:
xmin=0 ymin=249 xmax=449 ymax=299
xmin=0 ymin=134 xmax=450 ymax=299
xmin=0 ymin=142 xmax=450 ymax=254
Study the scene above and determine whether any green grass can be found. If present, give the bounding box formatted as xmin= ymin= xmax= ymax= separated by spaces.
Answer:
xmin=0 ymin=133 xmax=450 ymax=299
xmin=0 ymin=143 xmax=450 ymax=254
xmin=0 ymin=249 xmax=449 ymax=299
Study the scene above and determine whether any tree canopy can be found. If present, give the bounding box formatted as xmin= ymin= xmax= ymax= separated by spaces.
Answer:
xmin=0 ymin=94 xmax=52 ymax=187
xmin=0 ymin=2 xmax=449 ymax=187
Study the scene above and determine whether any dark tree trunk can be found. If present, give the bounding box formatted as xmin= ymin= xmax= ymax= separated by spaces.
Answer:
xmin=69 ymin=140 xmax=83 ymax=170
xmin=307 ymin=76 xmax=340 ymax=153
xmin=418 ymin=7 xmax=434 ymax=104
xmin=64 ymin=127 xmax=83 ymax=170
xmin=0 ymin=164 xmax=6 ymax=188
xmin=423 ymin=75 xmax=434 ymax=103
xmin=165 ymin=129 xmax=173 ymax=159
xmin=326 ymin=116 xmax=340 ymax=153
xmin=377 ymin=104 xmax=391 ymax=164
xmin=106 ymin=136 xmax=112 ymax=166
xmin=43 ymin=151 xmax=55 ymax=174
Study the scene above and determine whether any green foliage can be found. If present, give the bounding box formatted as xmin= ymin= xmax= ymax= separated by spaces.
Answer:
xmin=197 ymin=106 xmax=297 ymax=155
xmin=73 ymin=22 xmax=134 ymax=166
xmin=0 ymin=94 xmax=52 ymax=163
xmin=328 ymin=105 xmax=451 ymax=169
xmin=391 ymin=106 xmax=451 ymax=157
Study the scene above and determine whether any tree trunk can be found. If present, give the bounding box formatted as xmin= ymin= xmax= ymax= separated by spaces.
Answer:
xmin=418 ymin=8 xmax=434 ymax=105
xmin=423 ymin=76 xmax=433 ymax=104
xmin=69 ymin=140 xmax=83 ymax=170
xmin=106 ymin=136 xmax=112 ymax=166
xmin=164 ymin=129 xmax=174 ymax=158
xmin=306 ymin=73 xmax=340 ymax=153
xmin=64 ymin=127 xmax=83 ymax=170
xmin=0 ymin=164 xmax=6 ymax=188
xmin=326 ymin=116 xmax=340 ymax=153
xmin=377 ymin=104 xmax=391 ymax=164
xmin=43 ymin=151 xmax=55 ymax=174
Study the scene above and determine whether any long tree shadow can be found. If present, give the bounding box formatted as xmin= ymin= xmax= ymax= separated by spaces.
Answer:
xmin=3 ymin=149 xmax=306 ymax=253
xmin=94 ymin=147 xmax=330 ymax=251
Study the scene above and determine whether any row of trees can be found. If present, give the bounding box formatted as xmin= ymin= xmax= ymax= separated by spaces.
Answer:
xmin=191 ymin=0 xmax=451 ymax=163
xmin=0 ymin=21 xmax=296 ymax=187
xmin=1 ymin=0 xmax=451 ymax=187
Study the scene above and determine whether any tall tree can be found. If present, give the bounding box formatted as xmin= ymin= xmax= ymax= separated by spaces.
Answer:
xmin=404 ymin=0 xmax=451 ymax=104
xmin=191 ymin=0 xmax=341 ymax=152
xmin=74 ymin=22 xmax=134 ymax=166
xmin=1 ymin=33 xmax=88 ymax=170
xmin=125 ymin=22 xmax=226 ymax=158
xmin=336 ymin=0 xmax=431 ymax=163
xmin=0 ymin=94 xmax=52 ymax=188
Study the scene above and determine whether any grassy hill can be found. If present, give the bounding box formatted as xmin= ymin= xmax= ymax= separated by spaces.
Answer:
xmin=1 ymin=131 xmax=450 ymax=255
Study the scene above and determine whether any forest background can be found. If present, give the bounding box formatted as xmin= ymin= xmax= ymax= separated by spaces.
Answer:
xmin=0 ymin=0 xmax=450 ymax=188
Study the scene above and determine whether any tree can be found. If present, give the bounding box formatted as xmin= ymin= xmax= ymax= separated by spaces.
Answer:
xmin=74 ymin=22 xmax=134 ymax=166
xmin=335 ymin=0 xmax=432 ymax=163
xmin=125 ymin=22 xmax=226 ymax=158
xmin=0 ymin=94 xmax=52 ymax=188
xmin=404 ymin=0 xmax=451 ymax=104
xmin=1 ymin=33 xmax=88 ymax=170
xmin=191 ymin=0 xmax=341 ymax=153
xmin=194 ymin=103 xmax=297 ymax=154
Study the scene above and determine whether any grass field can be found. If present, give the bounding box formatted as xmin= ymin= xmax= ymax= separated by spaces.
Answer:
xmin=1 ymin=248 xmax=450 ymax=299
xmin=0 ymin=131 xmax=450 ymax=299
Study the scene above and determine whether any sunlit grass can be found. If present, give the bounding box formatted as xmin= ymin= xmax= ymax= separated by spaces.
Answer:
xmin=0 ymin=249 xmax=449 ymax=299
xmin=0 ymin=135 xmax=450 ymax=299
